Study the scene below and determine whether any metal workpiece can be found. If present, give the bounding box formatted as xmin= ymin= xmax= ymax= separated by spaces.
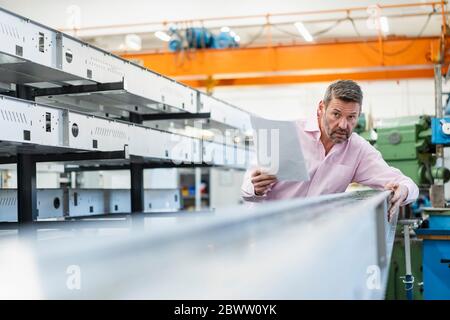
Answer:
xmin=0 ymin=190 xmax=396 ymax=299
xmin=202 ymin=140 xmax=251 ymax=169
xmin=34 ymin=79 xmax=197 ymax=116
xmin=198 ymin=92 xmax=252 ymax=132
xmin=0 ymin=6 xmax=254 ymax=168
xmin=0 ymin=7 xmax=198 ymax=114
xmin=0 ymin=94 xmax=251 ymax=166
xmin=0 ymin=94 xmax=128 ymax=153
xmin=0 ymin=188 xmax=181 ymax=222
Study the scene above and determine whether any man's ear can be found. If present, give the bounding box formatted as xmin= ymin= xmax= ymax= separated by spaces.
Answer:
xmin=317 ymin=100 xmax=325 ymax=117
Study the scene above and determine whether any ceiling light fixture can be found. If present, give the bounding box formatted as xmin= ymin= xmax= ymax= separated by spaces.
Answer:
xmin=294 ymin=22 xmax=313 ymax=42
xmin=154 ymin=31 xmax=171 ymax=42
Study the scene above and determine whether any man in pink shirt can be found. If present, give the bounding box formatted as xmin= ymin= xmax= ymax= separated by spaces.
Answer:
xmin=241 ymin=80 xmax=419 ymax=220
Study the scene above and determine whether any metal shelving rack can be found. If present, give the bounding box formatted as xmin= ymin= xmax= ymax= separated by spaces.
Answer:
xmin=0 ymin=7 xmax=253 ymax=224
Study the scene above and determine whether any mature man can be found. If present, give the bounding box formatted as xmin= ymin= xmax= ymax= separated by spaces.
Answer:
xmin=241 ymin=80 xmax=419 ymax=220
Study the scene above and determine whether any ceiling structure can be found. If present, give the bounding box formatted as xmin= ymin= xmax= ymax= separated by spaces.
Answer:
xmin=0 ymin=0 xmax=448 ymax=87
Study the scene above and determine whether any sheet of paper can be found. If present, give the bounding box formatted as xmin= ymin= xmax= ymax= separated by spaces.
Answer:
xmin=250 ymin=115 xmax=309 ymax=182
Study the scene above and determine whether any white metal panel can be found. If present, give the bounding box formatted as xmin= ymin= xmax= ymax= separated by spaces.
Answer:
xmin=122 ymin=62 xmax=197 ymax=112
xmin=84 ymin=45 xmax=125 ymax=83
xmin=23 ymin=23 xmax=58 ymax=69
xmin=0 ymin=189 xmax=64 ymax=222
xmin=163 ymin=133 xmax=201 ymax=164
xmin=0 ymin=189 xmax=16 ymax=222
xmin=203 ymin=141 xmax=225 ymax=166
xmin=103 ymin=189 xmax=181 ymax=214
xmin=60 ymin=36 xmax=96 ymax=82
xmin=90 ymin=118 xmax=130 ymax=151
xmin=0 ymin=9 xmax=27 ymax=61
xmin=168 ymin=134 xmax=190 ymax=164
xmin=129 ymin=125 xmax=170 ymax=159
xmin=106 ymin=189 xmax=130 ymax=213
xmin=129 ymin=125 xmax=201 ymax=163
xmin=199 ymin=93 xmax=251 ymax=131
xmin=0 ymin=96 xmax=68 ymax=147
xmin=0 ymin=96 xmax=35 ymax=144
xmin=36 ymin=189 xmax=64 ymax=219
xmin=0 ymin=10 xmax=58 ymax=68
xmin=235 ymin=146 xmax=250 ymax=169
xmin=60 ymin=35 xmax=197 ymax=112
xmin=63 ymin=112 xmax=96 ymax=151
xmin=224 ymin=145 xmax=250 ymax=169
xmin=31 ymin=104 xmax=65 ymax=147
xmin=192 ymin=138 xmax=202 ymax=164
xmin=224 ymin=144 xmax=236 ymax=166
xmin=203 ymin=141 xmax=250 ymax=168
xmin=64 ymin=112 xmax=132 ymax=152
xmin=68 ymin=189 xmax=105 ymax=217
xmin=144 ymin=189 xmax=181 ymax=212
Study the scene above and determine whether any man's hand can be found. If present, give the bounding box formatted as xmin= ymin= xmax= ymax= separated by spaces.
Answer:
xmin=384 ymin=182 xmax=409 ymax=221
xmin=251 ymin=170 xmax=277 ymax=196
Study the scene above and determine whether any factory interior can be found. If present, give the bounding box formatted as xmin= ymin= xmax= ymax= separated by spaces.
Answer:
xmin=0 ymin=0 xmax=449 ymax=303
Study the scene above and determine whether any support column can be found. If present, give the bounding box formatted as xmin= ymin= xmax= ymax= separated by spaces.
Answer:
xmin=129 ymin=112 xmax=144 ymax=214
xmin=130 ymin=163 xmax=144 ymax=213
xmin=17 ymin=154 xmax=37 ymax=223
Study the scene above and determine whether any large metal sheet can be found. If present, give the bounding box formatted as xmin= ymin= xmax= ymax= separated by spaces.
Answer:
xmin=0 ymin=190 xmax=396 ymax=299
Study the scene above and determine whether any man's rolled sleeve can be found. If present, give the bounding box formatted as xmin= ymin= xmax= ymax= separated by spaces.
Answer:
xmin=353 ymin=139 xmax=419 ymax=206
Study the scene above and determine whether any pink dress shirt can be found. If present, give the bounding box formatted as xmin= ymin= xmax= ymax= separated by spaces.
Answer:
xmin=241 ymin=117 xmax=419 ymax=204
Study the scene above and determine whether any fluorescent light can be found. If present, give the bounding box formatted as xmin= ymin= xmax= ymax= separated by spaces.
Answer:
xmin=380 ymin=16 xmax=389 ymax=34
xmin=294 ymin=22 xmax=313 ymax=42
xmin=220 ymin=26 xmax=230 ymax=33
xmin=154 ymin=31 xmax=171 ymax=42
xmin=125 ymin=34 xmax=142 ymax=51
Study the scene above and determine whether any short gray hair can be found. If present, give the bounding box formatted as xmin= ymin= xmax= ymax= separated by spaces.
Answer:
xmin=323 ymin=80 xmax=363 ymax=107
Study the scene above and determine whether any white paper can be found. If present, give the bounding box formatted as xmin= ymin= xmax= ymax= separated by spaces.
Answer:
xmin=250 ymin=115 xmax=309 ymax=182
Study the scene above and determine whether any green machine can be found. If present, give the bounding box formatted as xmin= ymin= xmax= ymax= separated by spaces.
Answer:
xmin=358 ymin=115 xmax=450 ymax=299
xmin=355 ymin=113 xmax=376 ymax=145
xmin=374 ymin=115 xmax=450 ymax=185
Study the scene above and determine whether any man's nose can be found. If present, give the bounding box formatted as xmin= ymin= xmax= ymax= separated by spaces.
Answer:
xmin=338 ymin=118 xmax=348 ymax=129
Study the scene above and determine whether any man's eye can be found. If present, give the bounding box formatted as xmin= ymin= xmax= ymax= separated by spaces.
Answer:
xmin=333 ymin=113 xmax=340 ymax=117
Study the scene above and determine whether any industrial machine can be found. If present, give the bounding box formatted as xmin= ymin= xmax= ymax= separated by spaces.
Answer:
xmin=415 ymin=208 xmax=450 ymax=299
xmin=413 ymin=116 xmax=450 ymax=299
xmin=168 ymin=26 xmax=239 ymax=51
xmin=375 ymin=115 xmax=450 ymax=188
xmin=359 ymin=114 xmax=450 ymax=299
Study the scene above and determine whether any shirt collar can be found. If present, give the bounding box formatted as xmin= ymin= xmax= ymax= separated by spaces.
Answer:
xmin=304 ymin=116 xmax=321 ymax=141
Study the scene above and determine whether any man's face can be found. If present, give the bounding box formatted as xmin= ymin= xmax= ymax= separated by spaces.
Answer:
xmin=318 ymin=98 xmax=360 ymax=144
